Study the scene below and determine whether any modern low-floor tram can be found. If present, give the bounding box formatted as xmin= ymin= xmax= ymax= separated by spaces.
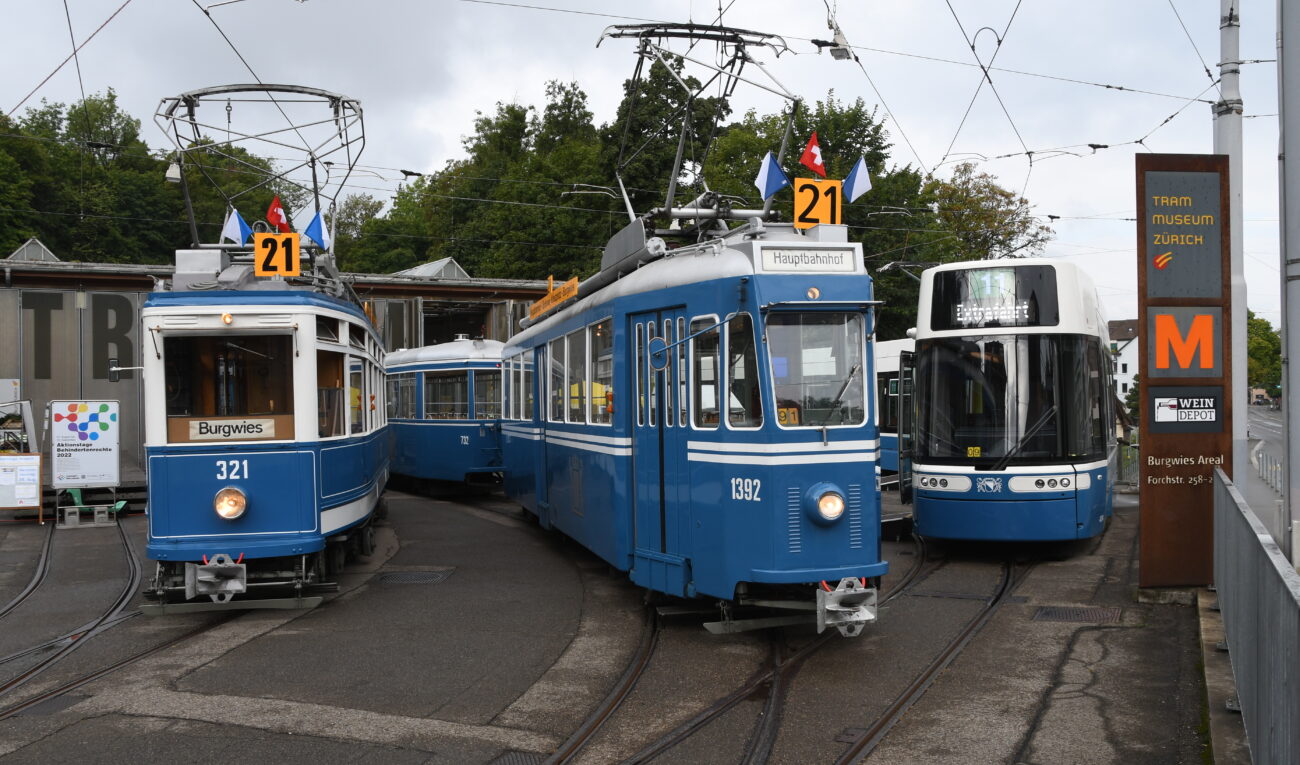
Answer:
xmin=502 ymin=221 xmax=888 ymax=636
xmin=909 ymin=259 xmax=1116 ymax=542
xmin=140 ymin=250 xmax=390 ymax=610
xmin=385 ymin=336 xmax=504 ymax=484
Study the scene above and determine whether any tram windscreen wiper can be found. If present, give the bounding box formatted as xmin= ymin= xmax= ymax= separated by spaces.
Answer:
xmin=990 ymin=405 xmax=1056 ymax=471
xmin=819 ymin=362 xmax=861 ymax=427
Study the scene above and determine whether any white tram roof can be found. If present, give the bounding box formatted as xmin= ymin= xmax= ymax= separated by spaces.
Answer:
xmin=386 ymin=337 xmax=504 ymax=368
xmin=915 ymin=258 xmax=1107 ymax=341
xmin=506 ymin=223 xmax=864 ymax=353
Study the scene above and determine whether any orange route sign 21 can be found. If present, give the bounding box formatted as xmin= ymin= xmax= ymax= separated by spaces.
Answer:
xmin=793 ymin=179 xmax=842 ymax=230
xmin=254 ymin=232 xmax=301 ymax=277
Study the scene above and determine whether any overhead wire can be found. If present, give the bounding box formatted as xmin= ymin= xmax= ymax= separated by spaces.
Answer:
xmin=1165 ymin=0 xmax=1222 ymax=99
xmin=5 ymin=0 xmax=134 ymax=117
xmin=61 ymin=0 xmax=93 ymax=223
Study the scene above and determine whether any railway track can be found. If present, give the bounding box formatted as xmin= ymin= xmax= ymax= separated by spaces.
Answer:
xmin=0 ymin=518 xmax=141 ymax=704
xmin=0 ymin=521 xmax=55 ymax=622
xmin=547 ymin=535 xmax=931 ymax=764
xmin=833 ymin=558 xmax=1032 ymax=764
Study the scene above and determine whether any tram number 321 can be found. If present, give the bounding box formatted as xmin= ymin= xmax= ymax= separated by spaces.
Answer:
xmin=730 ymin=477 xmax=762 ymax=502
xmin=216 ymin=460 xmax=250 ymax=480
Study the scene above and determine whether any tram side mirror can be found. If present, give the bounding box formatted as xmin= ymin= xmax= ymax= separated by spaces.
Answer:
xmin=108 ymin=358 xmax=120 ymax=384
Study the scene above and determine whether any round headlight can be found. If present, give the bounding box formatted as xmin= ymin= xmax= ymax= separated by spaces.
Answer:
xmin=214 ymin=487 xmax=247 ymax=520
xmin=939 ymin=478 xmax=949 ymax=488
xmin=1047 ymin=479 xmax=1058 ymax=488
xmin=1061 ymin=478 xmax=1071 ymax=488
xmin=818 ymin=492 xmax=845 ymax=521
xmin=1035 ymin=479 xmax=1045 ymax=489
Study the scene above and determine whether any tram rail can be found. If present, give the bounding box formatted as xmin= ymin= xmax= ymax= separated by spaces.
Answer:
xmin=0 ymin=522 xmax=55 ymax=622
xmin=0 ymin=519 xmax=141 ymax=702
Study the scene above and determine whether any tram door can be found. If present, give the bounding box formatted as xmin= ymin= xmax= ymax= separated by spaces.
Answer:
xmin=630 ymin=309 xmax=691 ymax=596
xmin=899 ymin=349 xmax=916 ymax=504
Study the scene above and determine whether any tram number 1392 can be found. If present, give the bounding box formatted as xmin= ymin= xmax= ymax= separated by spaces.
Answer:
xmin=216 ymin=460 xmax=250 ymax=480
xmin=730 ymin=477 xmax=762 ymax=502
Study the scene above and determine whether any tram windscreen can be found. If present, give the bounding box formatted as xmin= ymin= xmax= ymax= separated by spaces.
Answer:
xmin=915 ymin=335 xmax=1109 ymax=465
xmin=767 ymin=313 xmax=865 ymax=427
xmin=164 ymin=334 xmax=293 ymax=418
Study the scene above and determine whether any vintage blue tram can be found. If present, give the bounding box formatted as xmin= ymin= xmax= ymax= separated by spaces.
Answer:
xmin=909 ymin=259 xmax=1116 ymax=541
xmin=140 ymin=249 xmax=389 ymax=610
xmin=385 ymin=336 xmax=503 ymax=484
xmin=502 ymin=221 xmax=888 ymax=635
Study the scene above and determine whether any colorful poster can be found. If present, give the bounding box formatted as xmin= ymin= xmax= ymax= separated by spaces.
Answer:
xmin=51 ymin=401 xmax=120 ymax=488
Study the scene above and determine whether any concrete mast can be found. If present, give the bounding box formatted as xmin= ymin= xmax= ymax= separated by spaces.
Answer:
xmin=1214 ymin=0 xmax=1247 ymax=505
xmin=1279 ymin=0 xmax=1300 ymax=561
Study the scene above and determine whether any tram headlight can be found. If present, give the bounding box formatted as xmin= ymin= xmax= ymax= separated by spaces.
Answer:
xmin=214 ymin=487 xmax=247 ymax=520
xmin=804 ymin=483 xmax=846 ymax=524
xmin=818 ymin=492 xmax=845 ymax=521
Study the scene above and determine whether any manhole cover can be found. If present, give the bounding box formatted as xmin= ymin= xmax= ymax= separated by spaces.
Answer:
xmin=1032 ymin=606 xmax=1122 ymax=624
xmin=377 ymin=570 xmax=452 ymax=585
xmin=489 ymin=752 xmax=544 ymax=765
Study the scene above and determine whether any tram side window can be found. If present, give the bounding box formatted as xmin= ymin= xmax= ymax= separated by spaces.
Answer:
xmin=426 ymin=372 xmax=469 ymax=419
xmin=349 ymin=361 xmax=365 ymax=434
xmin=502 ymin=360 xmax=513 ymax=420
xmin=877 ymin=373 xmax=900 ymax=432
xmin=475 ymin=371 xmax=501 ymax=419
xmin=389 ymin=373 xmax=415 ymax=419
xmin=386 ymin=376 xmax=399 ymax=419
xmin=524 ymin=355 xmax=535 ymax=420
xmin=691 ymin=318 xmax=720 ymax=428
xmin=316 ymin=317 xmax=340 ymax=343
xmin=567 ymin=328 xmax=587 ymax=423
xmin=727 ymin=313 xmax=762 ymax=428
xmin=318 ymin=350 xmax=346 ymax=438
xmin=548 ymin=339 xmax=565 ymax=422
xmin=590 ymin=319 xmax=613 ymax=425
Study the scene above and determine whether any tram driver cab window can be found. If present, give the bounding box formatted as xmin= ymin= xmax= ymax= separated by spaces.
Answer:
xmin=163 ymin=334 xmax=294 ymax=443
xmin=727 ymin=314 xmax=762 ymax=428
xmin=317 ymin=349 xmax=346 ymax=437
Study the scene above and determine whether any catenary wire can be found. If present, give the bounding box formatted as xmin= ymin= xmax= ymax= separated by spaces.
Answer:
xmin=6 ymin=0 xmax=134 ymax=117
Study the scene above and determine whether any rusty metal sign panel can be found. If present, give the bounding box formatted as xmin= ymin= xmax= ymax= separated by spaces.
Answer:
xmin=1136 ymin=154 xmax=1233 ymax=587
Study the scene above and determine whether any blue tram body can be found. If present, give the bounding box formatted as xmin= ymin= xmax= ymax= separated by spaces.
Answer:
xmin=385 ymin=337 xmax=503 ymax=483
xmin=141 ymin=256 xmax=389 ymax=610
xmin=502 ymin=222 xmax=887 ymax=635
xmin=909 ymin=259 xmax=1117 ymax=542
xmin=873 ymin=339 xmax=911 ymax=477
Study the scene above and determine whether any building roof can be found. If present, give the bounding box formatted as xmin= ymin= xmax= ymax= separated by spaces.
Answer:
xmin=5 ymin=238 xmax=60 ymax=263
xmin=391 ymin=257 xmax=469 ymax=280
xmin=1108 ymin=319 xmax=1139 ymax=341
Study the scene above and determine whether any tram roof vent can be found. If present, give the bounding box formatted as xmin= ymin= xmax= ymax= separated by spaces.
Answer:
xmin=454 ymin=333 xmax=470 ymax=341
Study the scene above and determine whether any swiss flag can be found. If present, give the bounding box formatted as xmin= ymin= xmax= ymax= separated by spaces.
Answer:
xmin=266 ymin=195 xmax=291 ymax=233
xmin=799 ymin=132 xmax=826 ymax=177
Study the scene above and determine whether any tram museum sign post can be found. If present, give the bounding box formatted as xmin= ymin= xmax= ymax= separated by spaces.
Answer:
xmin=1136 ymin=153 xmax=1232 ymax=587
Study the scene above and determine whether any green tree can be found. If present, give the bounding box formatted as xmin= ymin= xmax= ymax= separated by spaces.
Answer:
xmin=923 ymin=162 xmax=1054 ymax=261
xmin=1124 ymin=374 xmax=1141 ymax=425
xmin=1247 ymin=310 xmax=1282 ymax=392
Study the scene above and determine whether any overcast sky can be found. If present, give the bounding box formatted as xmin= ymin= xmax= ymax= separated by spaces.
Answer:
xmin=0 ymin=0 xmax=1283 ymax=325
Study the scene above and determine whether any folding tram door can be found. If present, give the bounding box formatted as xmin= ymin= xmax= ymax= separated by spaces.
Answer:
xmin=629 ymin=308 xmax=691 ymax=596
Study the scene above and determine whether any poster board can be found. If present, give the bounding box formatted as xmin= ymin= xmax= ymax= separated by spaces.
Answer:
xmin=0 ymin=453 xmax=42 ymax=509
xmin=50 ymin=401 xmax=121 ymax=489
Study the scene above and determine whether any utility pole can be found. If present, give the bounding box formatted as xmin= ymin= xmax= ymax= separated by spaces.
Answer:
xmin=1214 ymin=1 xmax=1248 ymax=507
xmin=1279 ymin=0 xmax=1300 ymax=562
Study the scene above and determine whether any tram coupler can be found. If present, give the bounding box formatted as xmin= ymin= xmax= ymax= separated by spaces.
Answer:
xmin=816 ymin=578 xmax=878 ymax=637
xmin=184 ymin=553 xmax=247 ymax=603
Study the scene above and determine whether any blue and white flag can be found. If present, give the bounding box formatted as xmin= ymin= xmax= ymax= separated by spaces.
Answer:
xmin=753 ymin=151 xmax=792 ymax=201
xmin=304 ymin=209 xmax=332 ymax=250
xmin=219 ymin=206 xmax=252 ymax=244
xmin=843 ymin=156 xmax=873 ymax=203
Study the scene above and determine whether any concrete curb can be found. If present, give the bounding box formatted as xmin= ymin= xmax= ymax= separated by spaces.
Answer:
xmin=1197 ymin=588 xmax=1251 ymax=764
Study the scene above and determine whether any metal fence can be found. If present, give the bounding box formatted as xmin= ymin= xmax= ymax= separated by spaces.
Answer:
xmin=1117 ymin=442 xmax=1140 ymax=487
xmin=1214 ymin=468 xmax=1300 ymax=764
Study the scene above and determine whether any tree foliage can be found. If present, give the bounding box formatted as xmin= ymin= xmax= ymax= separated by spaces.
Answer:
xmin=1247 ymin=310 xmax=1282 ymax=392
xmin=0 ymin=83 xmax=1054 ymax=339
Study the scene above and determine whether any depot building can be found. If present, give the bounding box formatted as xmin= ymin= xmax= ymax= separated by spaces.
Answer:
xmin=0 ymin=239 xmax=547 ymax=486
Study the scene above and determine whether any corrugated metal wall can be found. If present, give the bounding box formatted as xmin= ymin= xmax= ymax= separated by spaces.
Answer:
xmin=1 ymin=289 xmax=146 ymax=484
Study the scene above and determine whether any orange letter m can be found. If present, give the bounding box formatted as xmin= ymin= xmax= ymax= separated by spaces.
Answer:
xmin=1154 ymin=313 xmax=1215 ymax=370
